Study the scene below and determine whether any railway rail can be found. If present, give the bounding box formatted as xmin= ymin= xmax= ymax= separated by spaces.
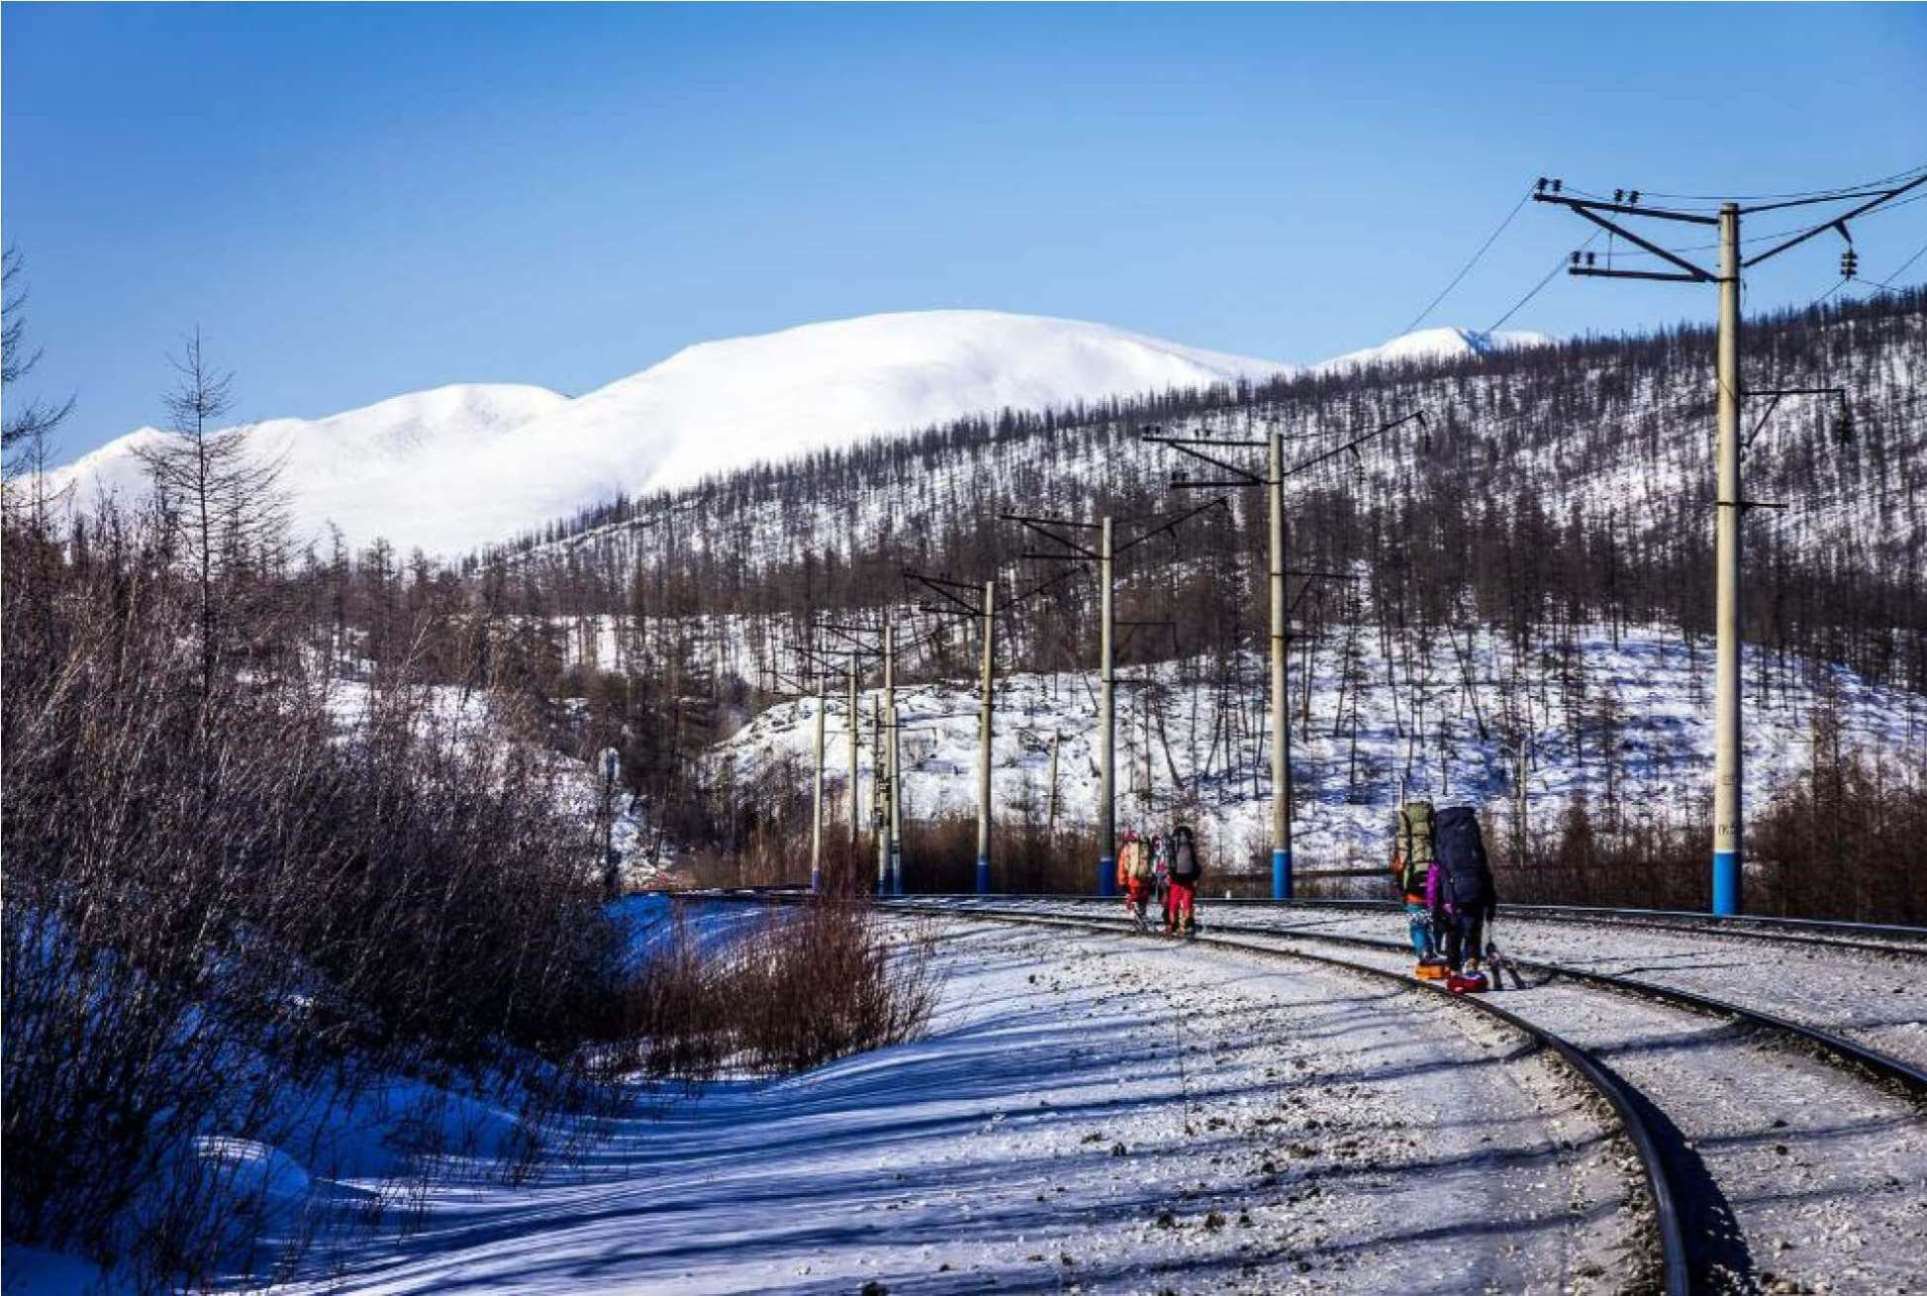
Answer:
xmin=854 ymin=894 xmax=1927 ymax=1293
xmin=881 ymin=898 xmax=1695 ymax=1295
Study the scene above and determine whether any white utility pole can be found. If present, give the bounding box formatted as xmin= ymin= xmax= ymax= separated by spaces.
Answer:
xmin=847 ymin=664 xmax=860 ymax=849
xmin=975 ymin=578 xmax=996 ymax=895
xmin=1533 ymin=172 xmax=1921 ymax=914
xmin=1712 ymin=203 xmax=1744 ymax=913
xmin=1098 ymin=515 xmax=1116 ymax=898
xmin=810 ymin=681 xmax=826 ymax=894
xmin=888 ymin=701 xmax=904 ymax=896
xmin=882 ymin=624 xmax=899 ymax=896
xmin=1268 ymin=428 xmax=1292 ymax=900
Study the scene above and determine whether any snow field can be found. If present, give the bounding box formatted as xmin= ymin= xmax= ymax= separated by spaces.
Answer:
xmin=231 ymin=914 xmax=1642 ymax=1294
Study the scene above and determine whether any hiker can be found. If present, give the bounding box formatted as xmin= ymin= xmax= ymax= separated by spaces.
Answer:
xmin=1148 ymin=833 xmax=1172 ymax=930
xmin=1391 ymin=800 xmax=1439 ymax=963
xmin=1429 ymin=806 xmax=1498 ymax=980
xmin=1118 ymin=829 xmax=1153 ymax=927
xmin=1166 ymin=824 xmax=1202 ymax=936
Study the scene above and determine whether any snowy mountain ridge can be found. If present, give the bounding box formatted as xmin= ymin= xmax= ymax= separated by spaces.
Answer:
xmin=42 ymin=311 xmax=1545 ymax=556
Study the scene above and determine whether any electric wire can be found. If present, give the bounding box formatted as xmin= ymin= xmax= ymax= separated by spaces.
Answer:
xmin=1400 ymin=188 xmax=1533 ymax=336
xmin=1485 ymin=231 xmax=1599 ymax=333
xmin=1563 ymin=163 xmax=1927 ymax=210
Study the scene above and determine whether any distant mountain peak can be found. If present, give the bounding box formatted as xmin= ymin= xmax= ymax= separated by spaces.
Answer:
xmin=44 ymin=310 xmax=1549 ymax=556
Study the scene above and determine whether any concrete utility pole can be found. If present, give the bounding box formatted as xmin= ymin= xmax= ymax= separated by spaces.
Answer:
xmin=1098 ymin=515 xmax=1116 ymax=898
xmin=1146 ymin=420 xmax=1412 ymax=897
xmin=976 ymin=578 xmax=996 ymax=895
xmin=1534 ymin=170 xmax=1920 ymax=915
xmin=1047 ymin=731 xmax=1060 ymax=842
xmin=810 ymin=682 xmax=826 ymax=894
xmin=847 ymin=665 xmax=860 ymax=849
xmin=882 ymin=623 xmax=899 ymax=896
xmin=1267 ymin=428 xmax=1292 ymax=900
xmin=889 ymin=703 xmax=905 ymax=895
xmin=1712 ymin=203 xmax=1744 ymax=914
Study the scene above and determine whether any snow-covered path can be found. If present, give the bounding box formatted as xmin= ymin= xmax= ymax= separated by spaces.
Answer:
xmin=269 ymin=919 xmax=1639 ymax=1294
xmin=920 ymin=900 xmax=1927 ymax=1294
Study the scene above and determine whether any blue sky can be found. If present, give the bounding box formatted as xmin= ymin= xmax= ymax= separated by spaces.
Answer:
xmin=6 ymin=3 xmax=1925 ymax=461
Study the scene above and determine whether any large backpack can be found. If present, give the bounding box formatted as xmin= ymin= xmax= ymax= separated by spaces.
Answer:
xmin=1433 ymin=806 xmax=1494 ymax=912
xmin=1169 ymin=825 xmax=1201 ymax=883
xmin=1396 ymin=800 xmax=1436 ymax=894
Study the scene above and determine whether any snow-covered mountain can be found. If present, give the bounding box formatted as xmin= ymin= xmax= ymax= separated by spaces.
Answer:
xmin=1314 ymin=325 xmax=1550 ymax=372
xmin=42 ymin=311 xmax=1540 ymax=557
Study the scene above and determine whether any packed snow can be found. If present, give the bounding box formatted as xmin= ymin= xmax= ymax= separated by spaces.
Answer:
xmin=1 ymin=913 xmax=1645 ymax=1295
xmin=39 ymin=312 xmax=1548 ymax=557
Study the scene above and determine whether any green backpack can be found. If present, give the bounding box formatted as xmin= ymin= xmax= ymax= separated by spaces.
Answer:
xmin=1397 ymin=800 xmax=1436 ymax=894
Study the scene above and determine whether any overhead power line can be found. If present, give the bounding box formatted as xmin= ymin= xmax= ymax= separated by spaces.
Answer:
xmin=1400 ymin=188 xmax=1532 ymax=336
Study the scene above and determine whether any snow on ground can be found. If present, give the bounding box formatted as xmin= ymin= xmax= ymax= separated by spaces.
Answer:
xmin=947 ymin=901 xmax=1927 ymax=1294
xmin=1117 ymin=902 xmax=1927 ymax=1077
xmin=228 ymin=914 xmax=1639 ymax=1295
xmin=716 ymin=623 xmax=1927 ymax=874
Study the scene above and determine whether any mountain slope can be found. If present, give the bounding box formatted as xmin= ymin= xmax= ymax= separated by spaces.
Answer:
xmin=46 ymin=311 xmax=1539 ymax=557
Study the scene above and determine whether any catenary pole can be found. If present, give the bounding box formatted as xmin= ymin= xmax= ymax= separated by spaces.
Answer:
xmin=1268 ymin=428 xmax=1293 ymax=899
xmin=975 ymin=578 xmax=996 ymax=894
xmin=1713 ymin=202 xmax=1744 ymax=915
xmin=889 ymin=701 xmax=904 ymax=895
xmin=1098 ymin=515 xmax=1116 ymax=897
xmin=847 ymin=664 xmax=860 ymax=849
xmin=878 ymin=624 xmax=895 ymax=895
xmin=810 ymin=680 xmax=826 ymax=893
xmin=884 ymin=624 xmax=901 ymax=895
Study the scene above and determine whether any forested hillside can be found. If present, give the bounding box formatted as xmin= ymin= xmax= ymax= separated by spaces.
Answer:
xmin=430 ymin=292 xmax=1925 ymax=869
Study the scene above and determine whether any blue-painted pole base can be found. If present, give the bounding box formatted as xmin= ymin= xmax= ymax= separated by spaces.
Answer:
xmin=1712 ymin=851 xmax=1740 ymax=916
xmin=881 ymin=868 xmax=895 ymax=898
xmin=975 ymin=857 xmax=991 ymax=895
xmin=1098 ymin=856 xmax=1116 ymax=898
xmin=1272 ymin=849 xmax=1292 ymax=901
xmin=810 ymin=869 xmax=821 ymax=895
xmin=892 ymin=859 xmax=904 ymax=897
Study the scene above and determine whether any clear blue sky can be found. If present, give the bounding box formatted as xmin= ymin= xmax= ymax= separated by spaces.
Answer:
xmin=6 ymin=3 xmax=1925 ymax=462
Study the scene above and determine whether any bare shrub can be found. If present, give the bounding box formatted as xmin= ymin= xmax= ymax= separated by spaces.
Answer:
xmin=615 ymin=900 xmax=938 ymax=1081
xmin=2 ymin=504 xmax=627 ymax=1287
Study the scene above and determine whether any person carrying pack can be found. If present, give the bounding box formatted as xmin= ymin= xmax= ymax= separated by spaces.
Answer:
xmin=1428 ymin=805 xmax=1498 ymax=983
xmin=1166 ymin=824 xmax=1202 ymax=936
xmin=1391 ymin=799 xmax=1439 ymax=964
xmin=1148 ymin=833 xmax=1171 ymax=929
xmin=1118 ymin=829 xmax=1154 ymax=928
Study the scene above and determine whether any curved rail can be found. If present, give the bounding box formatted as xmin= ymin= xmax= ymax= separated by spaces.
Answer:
xmin=890 ymin=898 xmax=1693 ymax=1295
xmin=916 ymin=896 xmax=1927 ymax=1101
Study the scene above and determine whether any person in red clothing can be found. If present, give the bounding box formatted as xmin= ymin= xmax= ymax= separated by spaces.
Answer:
xmin=1165 ymin=824 xmax=1202 ymax=936
xmin=1118 ymin=830 xmax=1152 ymax=928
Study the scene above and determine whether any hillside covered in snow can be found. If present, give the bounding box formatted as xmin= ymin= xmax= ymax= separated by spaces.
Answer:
xmin=46 ymin=310 xmax=1458 ymax=556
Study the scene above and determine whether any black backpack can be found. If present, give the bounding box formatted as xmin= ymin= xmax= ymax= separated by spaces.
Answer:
xmin=1433 ymin=807 xmax=1494 ymax=912
xmin=1169 ymin=825 xmax=1201 ymax=883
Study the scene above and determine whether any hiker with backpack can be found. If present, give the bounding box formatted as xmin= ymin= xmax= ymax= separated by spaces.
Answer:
xmin=1148 ymin=833 xmax=1172 ymax=929
xmin=1165 ymin=824 xmax=1202 ymax=936
xmin=1391 ymin=800 xmax=1440 ymax=966
xmin=1428 ymin=805 xmax=1499 ymax=989
xmin=1118 ymin=829 xmax=1153 ymax=929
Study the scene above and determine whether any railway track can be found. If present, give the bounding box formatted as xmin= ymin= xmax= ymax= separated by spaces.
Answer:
xmin=885 ymin=896 xmax=1927 ymax=1294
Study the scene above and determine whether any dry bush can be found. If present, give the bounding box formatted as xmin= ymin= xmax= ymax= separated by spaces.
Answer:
xmin=2 ymin=508 xmax=627 ymax=1287
xmin=614 ymin=900 xmax=938 ymax=1081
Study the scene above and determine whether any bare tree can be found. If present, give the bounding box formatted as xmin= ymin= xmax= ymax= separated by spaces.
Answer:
xmin=134 ymin=330 xmax=286 ymax=697
xmin=1 ymin=246 xmax=76 ymax=500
